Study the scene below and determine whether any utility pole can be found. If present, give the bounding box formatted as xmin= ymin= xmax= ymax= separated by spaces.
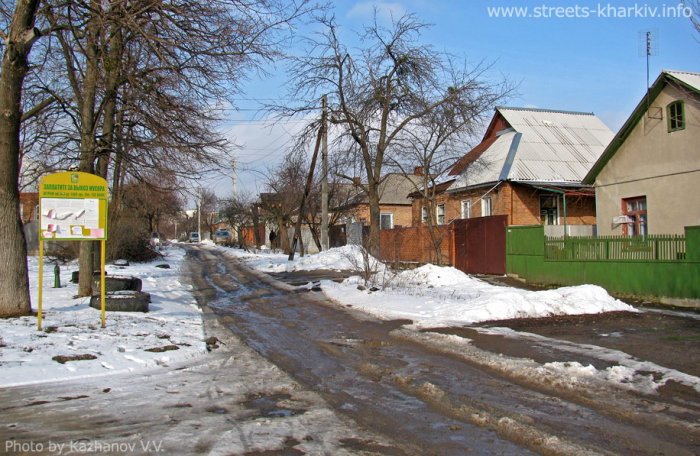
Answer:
xmin=320 ymin=94 xmax=329 ymax=251
xmin=289 ymin=127 xmax=323 ymax=261
xmin=197 ymin=189 xmax=202 ymax=242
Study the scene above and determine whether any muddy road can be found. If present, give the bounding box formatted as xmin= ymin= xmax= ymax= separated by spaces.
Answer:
xmin=189 ymin=247 xmax=700 ymax=455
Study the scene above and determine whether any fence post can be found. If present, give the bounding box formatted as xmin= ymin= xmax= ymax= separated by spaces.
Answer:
xmin=686 ymin=226 xmax=700 ymax=261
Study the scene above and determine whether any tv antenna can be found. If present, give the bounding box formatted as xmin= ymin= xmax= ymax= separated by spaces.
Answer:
xmin=640 ymin=29 xmax=661 ymax=119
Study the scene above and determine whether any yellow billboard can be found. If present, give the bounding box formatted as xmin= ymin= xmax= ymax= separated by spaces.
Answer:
xmin=39 ymin=172 xmax=108 ymax=240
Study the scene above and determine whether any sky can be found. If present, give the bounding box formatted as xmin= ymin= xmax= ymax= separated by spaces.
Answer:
xmin=202 ymin=0 xmax=699 ymax=199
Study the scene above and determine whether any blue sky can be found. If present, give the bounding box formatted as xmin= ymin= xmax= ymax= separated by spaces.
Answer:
xmin=208 ymin=0 xmax=698 ymax=198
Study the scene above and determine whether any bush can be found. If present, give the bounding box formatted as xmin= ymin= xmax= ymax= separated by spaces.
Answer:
xmin=45 ymin=241 xmax=79 ymax=263
xmin=106 ymin=217 xmax=159 ymax=262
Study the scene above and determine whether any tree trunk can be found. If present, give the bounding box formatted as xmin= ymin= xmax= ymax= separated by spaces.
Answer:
xmin=0 ymin=0 xmax=40 ymax=317
xmin=366 ymin=183 xmax=381 ymax=257
xmin=251 ymin=204 xmax=261 ymax=248
xmin=276 ymin=216 xmax=290 ymax=253
xmin=77 ymin=4 xmax=102 ymax=297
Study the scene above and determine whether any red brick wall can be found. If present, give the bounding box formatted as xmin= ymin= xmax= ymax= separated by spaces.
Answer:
xmin=379 ymin=225 xmax=452 ymax=265
xmin=19 ymin=193 xmax=39 ymax=224
xmin=412 ymin=182 xmax=596 ymax=227
xmin=351 ymin=204 xmax=413 ymax=228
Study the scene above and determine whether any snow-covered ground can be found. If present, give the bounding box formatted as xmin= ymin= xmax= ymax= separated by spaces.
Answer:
xmin=225 ymin=244 xmax=636 ymax=328
xmin=0 ymin=246 xmax=205 ymax=387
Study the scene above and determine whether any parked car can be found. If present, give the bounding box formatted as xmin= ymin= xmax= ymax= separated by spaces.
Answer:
xmin=214 ymin=229 xmax=231 ymax=245
xmin=188 ymin=232 xmax=200 ymax=243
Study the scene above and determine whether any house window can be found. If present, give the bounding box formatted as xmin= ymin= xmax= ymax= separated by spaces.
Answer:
xmin=380 ymin=213 xmax=394 ymax=230
xmin=540 ymin=195 xmax=559 ymax=225
xmin=421 ymin=206 xmax=428 ymax=223
xmin=481 ymin=197 xmax=492 ymax=217
xmin=460 ymin=200 xmax=471 ymax=219
xmin=622 ymin=196 xmax=647 ymax=237
xmin=667 ymin=101 xmax=685 ymax=132
xmin=436 ymin=204 xmax=445 ymax=225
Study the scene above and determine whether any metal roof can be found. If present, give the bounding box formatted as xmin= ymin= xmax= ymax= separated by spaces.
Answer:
xmin=346 ymin=173 xmax=423 ymax=206
xmin=448 ymin=107 xmax=613 ymax=192
xmin=666 ymin=70 xmax=700 ymax=92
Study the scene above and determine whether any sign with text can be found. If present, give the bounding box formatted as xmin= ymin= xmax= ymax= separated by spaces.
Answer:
xmin=39 ymin=172 xmax=108 ymax=240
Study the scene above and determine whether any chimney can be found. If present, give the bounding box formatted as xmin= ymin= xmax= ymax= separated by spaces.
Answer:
xmin=414 ymin=166 xmax=424 ymax=176
xmin=352 ymin=177 xmax=361 ymax=187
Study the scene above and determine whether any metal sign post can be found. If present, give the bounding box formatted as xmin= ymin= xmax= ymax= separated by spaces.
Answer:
xmin=37 ymin=172 xmax=109 ymax=330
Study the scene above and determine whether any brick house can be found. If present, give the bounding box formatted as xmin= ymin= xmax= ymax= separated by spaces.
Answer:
xmin=19 ymin=192 xmax=39 ymax=224
xmin=336 ymin=173 xmax=423 ymax=229
xmin=583 ymin=70 xmax=700 ymax=236
xmin=412 ymin=107 xmax=614 ymax=235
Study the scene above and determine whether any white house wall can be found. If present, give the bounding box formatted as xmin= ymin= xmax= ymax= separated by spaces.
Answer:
xmin=595 ymin=84 xmax=700 ymax=235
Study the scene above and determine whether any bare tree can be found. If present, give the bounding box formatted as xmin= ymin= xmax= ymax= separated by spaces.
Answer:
xmin=120 ymin=177 xmax=183 ymax=235
xmin=32 ymin=0 xmax=316 ymax=296
xmin=283 ymin=13 xmax=511 ymax=255
xmin=0 ymin=0 xmax=43 ymax=317
xmin=688 ymin=0 xmax=700 ymax=35
xmin=388 ymin=88 xmax=509 ymax=263
xmin=196 ymin=189 xmax=219 ymax=241
xmin=261 ymin=148 xmax=307 ymax=253
xmin=219 ymin=192 xmax=255 ymax=246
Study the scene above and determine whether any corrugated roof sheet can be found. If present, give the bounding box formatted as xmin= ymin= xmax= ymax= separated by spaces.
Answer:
xmin=346 ymin=173 xmax=423 ymax=206
xmin=448 ymin=107 xmax=613 ymax=191
xmin=666 ymin=70 xmax=700 ymax=92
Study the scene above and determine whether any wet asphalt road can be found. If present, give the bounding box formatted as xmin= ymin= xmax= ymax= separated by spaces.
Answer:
xmin=190 ymin=246 xmax=700 ymax=455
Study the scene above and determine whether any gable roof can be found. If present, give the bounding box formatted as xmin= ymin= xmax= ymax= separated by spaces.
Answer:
xmin=448 ymin=107 xmax=614 ymax=192
xmin=583 ymin=69 xmax=700 ymax=184
xmin=337 ymin=173 xmax=423 ymax=208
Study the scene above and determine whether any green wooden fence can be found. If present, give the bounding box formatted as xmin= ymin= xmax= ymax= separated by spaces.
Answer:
xmin=507 ymin=225 xmax=700 ymax=304
xmin=545 ymin=234 xmax=687 ymax=261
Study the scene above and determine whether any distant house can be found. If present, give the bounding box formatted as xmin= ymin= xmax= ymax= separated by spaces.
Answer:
xmin=412 ymin=107 xmax=614 ymax=236
xmin=19 ymin=192 xmax=39 ymax=224
xmin=583 ymin=70 xmax=700 ymax=236
xmin=335 ymin=173 xmax=423 ymax=230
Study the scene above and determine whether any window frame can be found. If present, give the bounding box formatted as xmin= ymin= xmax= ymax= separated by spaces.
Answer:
xmin=667 ymin=100 xmax=685 ymax=132
xmin=436 ymin=204 xmax=445 ymax=225
xmin=380 ymin=212 xmax=394 ymax=230
xmin=421 ymin=206 xmax=428 ymax=224
xmin=622 ymin=196 xmax=647 ymax=237
xmin=481 ymin=197 xmax=492 ymax=217
xmin=539 ymin=194 xmax=559 ymax=225
xmin=460 ymin=200 xmax=471 ymax=219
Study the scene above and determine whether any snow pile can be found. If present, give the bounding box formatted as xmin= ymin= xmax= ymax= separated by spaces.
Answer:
xmin=285 ymin=244 xmax=383 ymax=272
xmin=229 ymin=246 xmax=635 ymax=328
xmin=0 ymin=247 xmax=205 ymax=387
xmin=226 ymin=244 xmax=383 ymax=273
xmin=321 ymin=263 xmax=635 ymax=328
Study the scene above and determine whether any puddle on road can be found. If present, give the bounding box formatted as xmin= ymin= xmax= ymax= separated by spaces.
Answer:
xmin=205 ymin=406 xmax=229 ymax=414
xmin=241 ymin=393 xmax=305 ymax=419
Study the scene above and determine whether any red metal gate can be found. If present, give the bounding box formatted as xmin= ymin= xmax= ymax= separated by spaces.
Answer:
xmin=453 ymin=215 xmax=507 ymax=275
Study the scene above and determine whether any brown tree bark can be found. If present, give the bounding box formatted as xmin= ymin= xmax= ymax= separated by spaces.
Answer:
xmin=0 ymin=0 xmax=41 ymax=317
xmin=75 ymin=1 xmax=101 ymax=297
